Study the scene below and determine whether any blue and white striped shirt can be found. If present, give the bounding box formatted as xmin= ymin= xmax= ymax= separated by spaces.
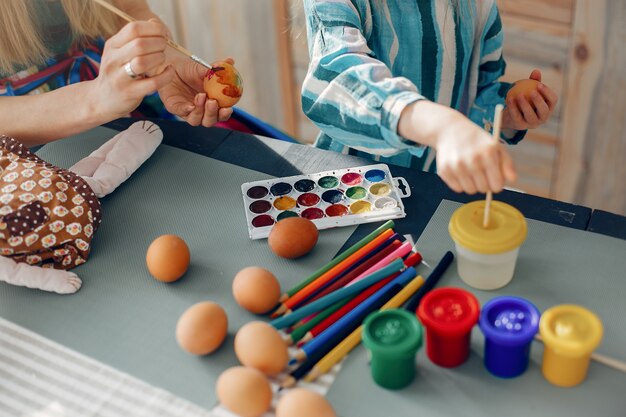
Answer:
xmin=302 ymin=0 xmax=525 ymax=171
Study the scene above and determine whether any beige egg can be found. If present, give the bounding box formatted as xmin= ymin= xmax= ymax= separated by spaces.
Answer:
xmin=176 ymin=302 xmax=227 ymax=355
xmin=233 ymin=267 xmax=281 ymax=314
xmin=146 ymin=235 xmax=190 ymax=282
xmin=203 ymin=61 xmax=243 ymax=108
xmin=235 ymin=321 xmax=289 ymax=376
xmin=216 ymin=366 xmax=272 ymax=417
xmin=268 ymin=217 xmax=319 ymax=259
xmin=276 ymin=388 xmax=337 ymax=417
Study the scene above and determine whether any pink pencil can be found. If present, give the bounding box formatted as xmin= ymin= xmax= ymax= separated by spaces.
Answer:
xmin=345 ymin=241 xmax=413 ymax=287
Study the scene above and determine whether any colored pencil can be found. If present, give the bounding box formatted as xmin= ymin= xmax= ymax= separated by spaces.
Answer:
xmin=344 ymin=241 xmax=413 ymax=287
xmin=298 ymin=251 xmax=423 ymax=346
xmin=270 ymin=259 xmax=404 ymax=329
xmin=291 ymin=234 xmax=402 ymax=310
xmin=301 ymin=274 xmax=425 ymax=384
xmin=271 ymin=229 xmax=395 ymax=317
xmin=279 ymin=220 xmax=395 ymax=301
xmin=295 ymin=239 xmax=403 ymax=308
xmin=404 ymin=251 xmax=454 ymax=312
xmin=296 ymin=275 xmax=397 ymax=347
xmin=285 ymin=298 xmax=351 ymax=345
xmin=281 ymin=268 xmax=421 ymax=388
xmin=293 ymin=266 xmax=418 ymax=364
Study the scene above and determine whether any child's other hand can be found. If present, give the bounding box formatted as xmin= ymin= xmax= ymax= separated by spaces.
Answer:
xmin=159 ymin=57 xmax=234 ymax=127
xmin=502 ymin=69 xmax=558 ymax=130
xmin=436 ymin=111 xmax=517 ymax=195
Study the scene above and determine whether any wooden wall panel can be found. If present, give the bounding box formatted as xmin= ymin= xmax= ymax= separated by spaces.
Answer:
xmin=497 ymin=0 xmax=574 ymax=25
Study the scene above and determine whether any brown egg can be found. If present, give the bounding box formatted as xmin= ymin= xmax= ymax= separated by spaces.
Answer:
xmin=276 ymin=388 xmax=337 ymax=417
xmin=268 ymin=217 xmax=319 ymax=259
xmin=506 ymin=79 xmax=540 ymax=102
xmin=216 ymin=366 xmax=272 ymax=417
xmin=233 ymin=267 xmax=281 ymax=314
xmin=176 ymin=302 xmax=227 ymax=355
xmin=203 ymin=61 xmax=243 ymax=107
xmin=235 ymin=321 xmax=289 ymax=376
xmin=146 ymin=235 xmax=190 ymax=282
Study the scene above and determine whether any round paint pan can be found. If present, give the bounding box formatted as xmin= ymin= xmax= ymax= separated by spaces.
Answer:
xmin=301 ymin=207 xmax=325 ymax=220
xmin=247 ymin=186 xmax=269 ymax=199
xmin=341 ymin=172 xmax=363 ymax=186
xmin=326 ymin=204 xmax=349 ymax=217
xmin=294 ymin=179 xmax=316 ymax=193
xmin=350 ymin=200 xmax=372 ymax=214
xmin=346 ymin=186 xmax=367 ymax=200
xmin=273 ymin=196 xmax=297 ymax=211
xmin=277 ymin=211 xmax=299 ymax=221
xmin=251 ymin=214 xmax=275 ymax=227
xmin=364 ymin=169 xmax=386 ymax=183
xmin=321 ymin=190 xmax=344 ymax=204
xmin=318 ymin=176 xmax=339 ymax=189
xmin=270 ymin=182 xmax=292 ymax=196
xmin=369 ymin=183 xmax=391 ymax=197
xmin=297 ymin=193 xmax=321 ymax=207
xmin=249 ymin=200 xmax=272 ymax=214
xmin=374 ymin=197 xmax=398 ymax=209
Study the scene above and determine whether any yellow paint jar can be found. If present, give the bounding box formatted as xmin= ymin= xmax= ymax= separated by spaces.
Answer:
xmin=448 ymin=201 xmax=527 ymax=290
xmin=539 ymin=304 xmax=603 ymax=387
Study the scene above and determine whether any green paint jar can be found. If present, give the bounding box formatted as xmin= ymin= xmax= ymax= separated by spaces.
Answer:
xmin=362 ymin=309 xmax=423 ymax=390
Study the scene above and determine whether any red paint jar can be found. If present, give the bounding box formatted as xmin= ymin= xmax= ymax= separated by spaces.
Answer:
xmin=416 ymin=287 xmax=480 ymax=368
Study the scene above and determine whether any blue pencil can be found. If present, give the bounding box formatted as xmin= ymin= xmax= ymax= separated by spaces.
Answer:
xmin=404 ymin=251 xmax=454 ymax=312
xmin=294 ymin=266 xmax=417 ymax=363
xmin=270 ymin=259 xmax=404 ymax=330
xmin=291 ymin=232 xmax=402 ymax=310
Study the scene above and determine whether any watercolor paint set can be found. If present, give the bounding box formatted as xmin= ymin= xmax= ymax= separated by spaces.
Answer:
xmin=241 ymin=164 xmax=410 ymax=239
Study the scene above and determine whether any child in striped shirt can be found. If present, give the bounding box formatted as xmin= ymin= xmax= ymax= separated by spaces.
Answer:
xmin=302 ymin=0 xmax=558 ymax=195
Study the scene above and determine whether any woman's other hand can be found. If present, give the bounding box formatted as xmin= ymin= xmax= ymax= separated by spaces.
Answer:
xmin=158 ymin=57 xmax=234 ymax=127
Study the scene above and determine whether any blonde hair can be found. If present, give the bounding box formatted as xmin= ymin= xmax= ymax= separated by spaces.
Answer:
xmin=0 ymin=0 xmax=123 ymax=74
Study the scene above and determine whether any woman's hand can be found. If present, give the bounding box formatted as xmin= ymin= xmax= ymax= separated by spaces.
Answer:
xmin=88 ymin=20 xmax=175 ymax=120
xmin=399 ymin=101 xmax=517 ymax=195
xmin=502 ymin=69 xmax=558 ymax=130
xmin=158 ymin=57 xmax=234 ymax=127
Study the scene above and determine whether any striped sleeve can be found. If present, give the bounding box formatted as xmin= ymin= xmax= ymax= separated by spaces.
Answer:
xmin=469 ymin=2 xmax=526 ymax=144
xmin=301 ymin=0 xmax=426 ymax=157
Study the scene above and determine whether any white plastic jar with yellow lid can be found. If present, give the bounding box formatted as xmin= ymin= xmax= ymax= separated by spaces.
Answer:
xmin=449 ymin=201 xmax=527 ymax=290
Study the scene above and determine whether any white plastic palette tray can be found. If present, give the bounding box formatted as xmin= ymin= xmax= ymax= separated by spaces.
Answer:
xmin=241 ymin=164 xmax=410 ymax=239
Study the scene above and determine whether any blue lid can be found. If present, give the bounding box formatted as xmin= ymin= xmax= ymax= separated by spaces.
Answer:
xmin=479 ymin=296 xmax=540 ymax=346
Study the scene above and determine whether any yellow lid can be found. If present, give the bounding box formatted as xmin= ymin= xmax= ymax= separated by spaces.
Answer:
xmin=539 ymin=304 xmax=603 ymax=357
xmin=448 ymin=201 xmax=527 ymax=254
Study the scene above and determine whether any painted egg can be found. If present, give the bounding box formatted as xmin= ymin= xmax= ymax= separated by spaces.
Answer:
xmin=506 ymin=79 xmax=540 ymax=102
xmin=268 ymin=217 xmax=318 ymax=259
xmin=233 ymin=267 xmax=281 ymax=314
xmin=235 ymin=321 xmax=289 ymax=376
xmin=146 ymin=235 xmax=190 ymax=282
xmin=176 ymin=301 xmax=227 ymax=355
xmin=203 ymin=61 xmax=243 ymax=107
xmin=276 ymin=388 xmax=337 ymax=417
xmin=217 ymin=366 xmax=272 ymax=417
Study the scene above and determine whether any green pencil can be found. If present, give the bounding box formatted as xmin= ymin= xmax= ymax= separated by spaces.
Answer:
xmin=279 ymin=220 xmax=395 ymax=301
xmin=285 ymin=297 xmax=353 ymax=345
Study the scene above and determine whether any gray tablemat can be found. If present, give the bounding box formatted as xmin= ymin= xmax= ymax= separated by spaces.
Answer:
xmin=0 ymin=126 xmax=356 ymax=408
xmin=327 ymin=199 xmax=626 ymax=417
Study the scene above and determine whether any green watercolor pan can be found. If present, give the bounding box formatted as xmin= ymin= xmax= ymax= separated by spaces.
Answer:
xmin=241 ymin=164 xmax=410 ymax=239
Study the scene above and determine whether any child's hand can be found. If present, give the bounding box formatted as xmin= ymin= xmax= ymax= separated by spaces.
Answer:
xmin=436 ymin=113 xmax=517 ymax=194
xmin=399 ymin=101 xmax=517 ymax=195
xmin=502 ymin=70 xmax=558 ymax=130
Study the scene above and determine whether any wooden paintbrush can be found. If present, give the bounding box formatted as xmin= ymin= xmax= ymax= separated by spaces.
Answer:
xmin=92 ymin=0 xmax=212 ymax=69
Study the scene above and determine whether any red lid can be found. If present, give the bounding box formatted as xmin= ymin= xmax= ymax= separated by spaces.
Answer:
xmin=417 ymin=288 xmax=480 ymax=336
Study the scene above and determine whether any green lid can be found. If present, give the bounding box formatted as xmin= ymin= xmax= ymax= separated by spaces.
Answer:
xmin=363 ymin=309 xmax=423 ymax=355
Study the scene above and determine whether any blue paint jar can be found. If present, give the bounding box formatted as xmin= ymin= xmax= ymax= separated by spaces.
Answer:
xmin=479 ymin=296 xmax=540 ymax=378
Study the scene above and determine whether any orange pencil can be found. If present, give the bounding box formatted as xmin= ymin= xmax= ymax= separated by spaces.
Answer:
xmin=271 ymin=229 xmax=395 ymax=317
